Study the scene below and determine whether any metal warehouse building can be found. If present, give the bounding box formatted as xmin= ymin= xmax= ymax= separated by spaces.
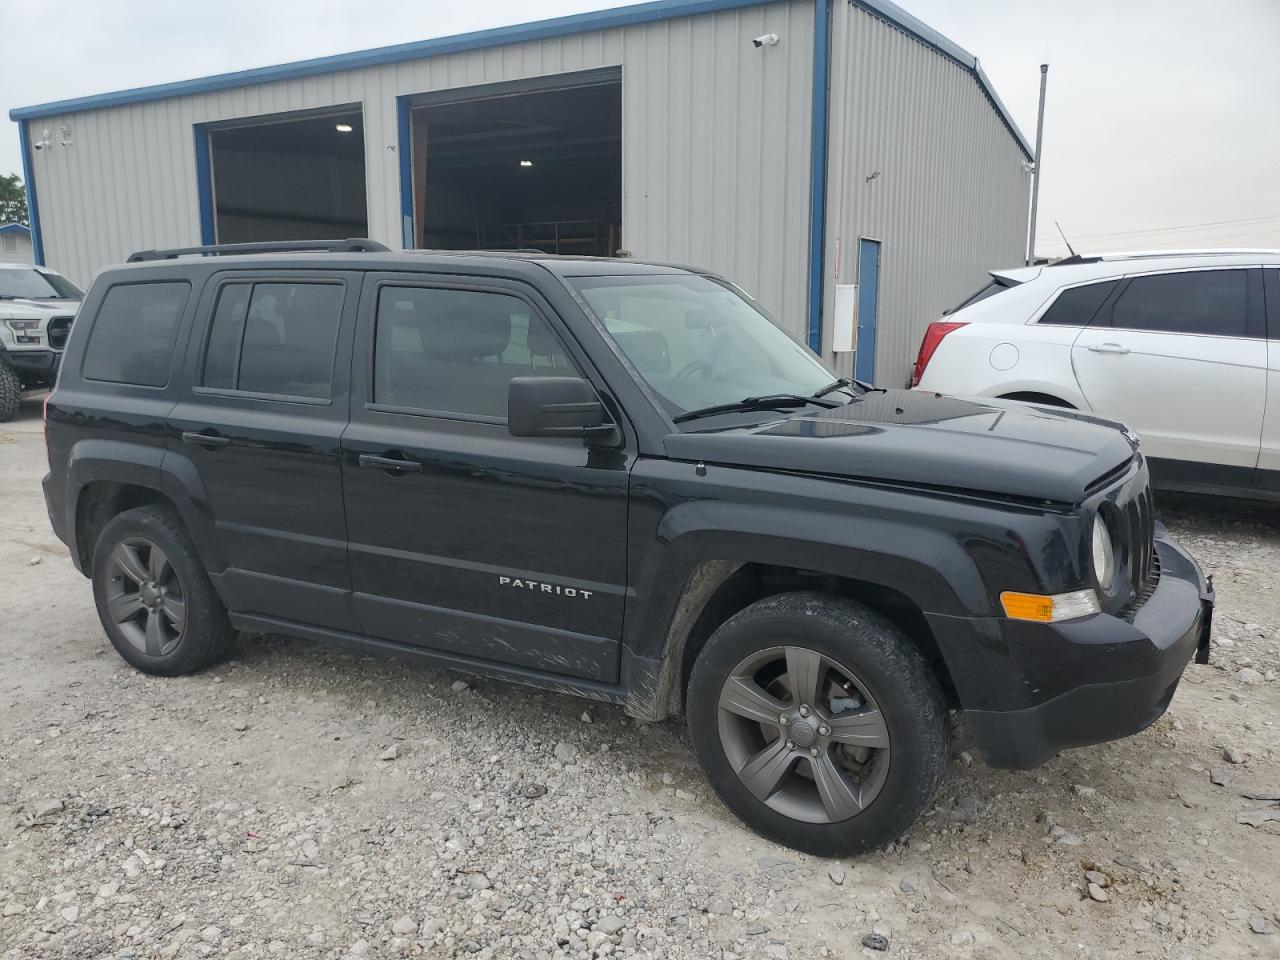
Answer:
xmin=11 ymin=0 xmax=1031 ymax=383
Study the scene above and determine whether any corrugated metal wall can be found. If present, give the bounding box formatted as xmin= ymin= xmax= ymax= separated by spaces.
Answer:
xmin=823 ymin=1 xmax=1031 ymax=384
xmin=0 ymin=232 xmax=34 ymax=265
xmin=22 ymin=1 xmax=816 ymax=332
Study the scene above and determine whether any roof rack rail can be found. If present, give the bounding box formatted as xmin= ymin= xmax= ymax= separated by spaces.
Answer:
xmin=127 ymin=238 xmax=390 ymax=262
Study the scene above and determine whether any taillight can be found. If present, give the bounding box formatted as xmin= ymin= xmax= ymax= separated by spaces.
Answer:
xmin=910 ymin=321 xmax=967 ymax=387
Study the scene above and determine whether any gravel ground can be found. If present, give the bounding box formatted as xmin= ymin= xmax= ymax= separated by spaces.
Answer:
xmin=2 ymin=394 xmax=1278 ymax=960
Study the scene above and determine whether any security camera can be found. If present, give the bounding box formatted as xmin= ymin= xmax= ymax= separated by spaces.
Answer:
xmin=32 ymin=142 xmax=44 ymax=151
xmin=752 ymin=33 xmax=779 ymax=47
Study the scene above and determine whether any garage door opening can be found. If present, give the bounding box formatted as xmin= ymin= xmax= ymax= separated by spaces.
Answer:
xmin=411 ymin=77 xmax=621 ymax=256
xmin=208 ymin=109 xmax=368 ymax=243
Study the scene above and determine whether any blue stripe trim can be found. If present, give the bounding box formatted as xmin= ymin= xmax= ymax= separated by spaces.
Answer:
xmin=8 ymin=0 xmax=772 ymax=121
xmin=850 ymin=0 xmax=1033 ymax=159
xmin=17 ymin=122 xmax=44 ymax=265
xmin=193 ymin=125 xmax=215 ymax=244
xmin=806 ymin=0 xmax=831 ymax=353
xmin=396 ymin=97 xmax=414 ymax=249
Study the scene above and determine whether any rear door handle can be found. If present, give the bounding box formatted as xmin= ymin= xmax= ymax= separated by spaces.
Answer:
xmin=181 ymin=430 xmax=232 ymax=448
xmin=1088 ymin=342 xmax=1130 ymax=354
xmin=358 ymin=453 xmax=423 ymax=473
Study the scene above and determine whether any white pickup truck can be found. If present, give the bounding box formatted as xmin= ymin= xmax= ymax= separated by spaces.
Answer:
xmin=0 ymin=262 xmax=82 ymax=420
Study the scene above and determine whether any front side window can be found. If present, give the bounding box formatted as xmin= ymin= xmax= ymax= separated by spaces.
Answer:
xmin=202 ymin=281 xmax=344 ymax=399
xmin=1037 ymin=280 xmax=1118 ymax=326
xmin=1109 ymin=270 xmax=1248 ymax=337
xmin=569 ymin=274 xmax=833 ymax=417
xmin=373 ymin=286 xmax=577 ymax=419
xmin=0 ymin=266 xmax=83 ymax=300
xmin=82 ymin=282 xmax=190 ymax=386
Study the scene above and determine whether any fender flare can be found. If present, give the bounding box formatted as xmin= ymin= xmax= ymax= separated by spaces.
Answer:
xmin=623 ymin=500 xmax=989 ymax=719
xmin=62 ymin=439 xmax=221 ymax=575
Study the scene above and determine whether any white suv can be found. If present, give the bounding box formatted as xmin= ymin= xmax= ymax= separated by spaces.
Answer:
xmin=911 ymin=250 xmax=1279 ymax=501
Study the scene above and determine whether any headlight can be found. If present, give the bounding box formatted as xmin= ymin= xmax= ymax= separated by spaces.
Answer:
xmin=1092 ymin=515 xmax=1116 ymax=590
xmin=5 ymin=319 xmax=41 ymax=332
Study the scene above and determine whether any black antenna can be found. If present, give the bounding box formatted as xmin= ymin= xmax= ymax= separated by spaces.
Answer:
xmin=1054 ymin=221 xmax=1076 ymax=258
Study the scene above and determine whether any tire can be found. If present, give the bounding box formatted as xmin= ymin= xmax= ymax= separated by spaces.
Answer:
xmin=686 ymin=591 xmax=948 ymax=856
xmin=90 ymin=505 xmax=234 ymax=676
xmin=0 ymin=362 xmax=19 ymax=423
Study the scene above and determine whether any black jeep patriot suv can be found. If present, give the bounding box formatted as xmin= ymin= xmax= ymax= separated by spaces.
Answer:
xmin=43 ymin=239 xmax=1213 ymax=855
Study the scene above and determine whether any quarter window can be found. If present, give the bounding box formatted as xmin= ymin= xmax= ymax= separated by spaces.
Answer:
xmin=373 ymin=286 xmax=576 ymax=419
xmin=202 ymin=281 xmax=344 ymax=399
xmin=1109 ymin=270 xmax=1248 ymax=337
xmin=1037 ymin=280 xmax=1117 ymax=326
xmin=82 ymin=282 xmax=190 ymax=386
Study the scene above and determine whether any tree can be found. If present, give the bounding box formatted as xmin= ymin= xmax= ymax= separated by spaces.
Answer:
xmin=0 ymin=174 xmax=29 ymax=226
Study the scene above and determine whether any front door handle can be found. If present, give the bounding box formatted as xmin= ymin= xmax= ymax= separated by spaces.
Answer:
xmin=1088 ymin=342 xmax=1130 ymax=354
xmin=358 ymin=453 xmax=423 ymax=474
xmin=181 ymin=430 xmax=232 ymax=448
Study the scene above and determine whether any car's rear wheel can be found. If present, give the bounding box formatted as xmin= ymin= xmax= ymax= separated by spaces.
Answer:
xmin=687 ymin=591 xmax=948 ymax=856
xmin=91 ymin=505 xmax=233 ymax=676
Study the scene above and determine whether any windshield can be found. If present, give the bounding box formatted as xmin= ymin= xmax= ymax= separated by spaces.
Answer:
xmin=570 ymin=274 xmax=836 ymax=419
xmin=0 ymin=268 xmax=84 ymax=300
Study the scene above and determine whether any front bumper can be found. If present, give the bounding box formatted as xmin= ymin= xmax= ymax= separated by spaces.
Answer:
xmin=2 ymin=347 xmax=61 ymax=382
xmin=958 ymin=529 xmax=1212 ymax=769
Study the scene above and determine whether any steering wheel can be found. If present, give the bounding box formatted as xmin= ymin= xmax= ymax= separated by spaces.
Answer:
xmin=672 ymin=359 xmax=713 ymax=383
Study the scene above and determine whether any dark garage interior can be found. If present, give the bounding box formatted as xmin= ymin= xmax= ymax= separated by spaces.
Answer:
xmin=412 ymin=80 xmax=622 ymax=257
xmin=209 ymin=109 xmax=368 ymax=243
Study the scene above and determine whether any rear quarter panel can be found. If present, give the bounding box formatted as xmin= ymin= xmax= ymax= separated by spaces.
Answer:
xmin=917 ymin=284 xmax=1088 ymax=406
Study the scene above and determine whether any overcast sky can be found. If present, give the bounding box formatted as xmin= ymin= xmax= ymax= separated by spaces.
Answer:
xmin=3 ymin=0 xmax=1277 ymax=258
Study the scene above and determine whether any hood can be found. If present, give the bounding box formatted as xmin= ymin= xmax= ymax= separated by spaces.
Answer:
xmin=663 ymin=389 xmax=1138 ymax=504
xmin=0 ymin=297 xmax=80 ymax=318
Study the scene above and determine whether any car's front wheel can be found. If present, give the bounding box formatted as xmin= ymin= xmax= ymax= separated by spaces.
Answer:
xmin=687 ymin=591 xmax=948 ymax=856
xmin=91 ymin=505 xmax=233 ymax=676
xmin=0 ymin=362 xmax=20 ymax=422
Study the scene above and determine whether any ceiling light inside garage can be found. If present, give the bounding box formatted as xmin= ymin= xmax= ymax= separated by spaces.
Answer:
xmin=335 ymin=123 xmax=353 ymax=133
xmin=519 ymin=159 xmax=534 ymax=167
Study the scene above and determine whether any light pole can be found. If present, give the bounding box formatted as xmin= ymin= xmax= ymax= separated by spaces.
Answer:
xmin=1027 ymin=64 xmax=1049 ymax=265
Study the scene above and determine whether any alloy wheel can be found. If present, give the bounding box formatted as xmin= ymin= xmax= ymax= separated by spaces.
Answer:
xmin=716 ymin=645 xmax=891 ymax=824
xmin=104 ymin=537 xmax=187 ymax=657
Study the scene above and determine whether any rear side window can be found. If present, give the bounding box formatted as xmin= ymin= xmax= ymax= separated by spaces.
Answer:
xmin=1037 ymin=280 xmax=1118 ymax=326
xmin=202 ymin=281 xmax=344 ymax=399
xmin=945 ymin=277 xmax=1019 ymax=315
xmin=373 ymin=285 xmax=577 ymax=419
xmin=1110 ymin=270 xmax=1248 ymax=337
xmin=82 ymin=282 xmax=190 ymax=386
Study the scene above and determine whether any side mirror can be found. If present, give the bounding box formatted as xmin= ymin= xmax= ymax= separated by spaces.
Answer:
xmin=508 ymin=376 xmax=616 ymax=439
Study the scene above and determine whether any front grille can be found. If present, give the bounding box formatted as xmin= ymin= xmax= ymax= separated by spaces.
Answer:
xmin=1124 ymin=481 xmax=1157 ymax=602
xmin=47 ymin=316 xmax=73 ymax=351
xmin=1122 ymin=548 xmax=1160 ymax=622
xmin=1101 ymin=460 xmax=1158 ymax=618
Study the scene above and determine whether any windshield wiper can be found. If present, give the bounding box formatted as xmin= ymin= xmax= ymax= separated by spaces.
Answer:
xmin=673 ymin=393 xmax=840 ymax=424
xmin=812 ymin=377 xmax=860 ymax=399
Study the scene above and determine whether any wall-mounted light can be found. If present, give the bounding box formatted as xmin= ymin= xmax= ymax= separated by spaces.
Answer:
xmin=335 ymin=122 xmax=354 ymax=133
xmin=519 ymin=160 xmax=534 ymax=167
